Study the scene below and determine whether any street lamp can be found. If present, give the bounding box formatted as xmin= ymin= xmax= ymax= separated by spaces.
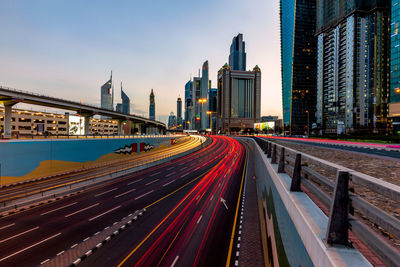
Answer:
xmin=305 ymin=110 xmax=310 ymax=137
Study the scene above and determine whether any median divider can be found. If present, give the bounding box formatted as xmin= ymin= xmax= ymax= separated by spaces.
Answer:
xmin=0 ymin=136 xmax=211 ymax=217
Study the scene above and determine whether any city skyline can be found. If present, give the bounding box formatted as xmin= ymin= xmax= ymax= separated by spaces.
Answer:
xmin=0 ymin=0 xmax=281 ymax=124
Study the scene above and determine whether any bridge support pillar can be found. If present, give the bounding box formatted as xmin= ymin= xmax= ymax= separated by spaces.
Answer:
xmin=2 ymin=101 xmax=16 ymax=139
xmin=117 ymin=120 xmax=123 ymax=135
xmin=83 ymin=115 xmax=91 ymax=136
xmin=290 ymin=153 xmax=302 ymax=192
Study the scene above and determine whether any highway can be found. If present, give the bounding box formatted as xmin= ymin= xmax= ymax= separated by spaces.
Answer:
xmin=0 ymin=136 xmax=246 ymax=267
xmin=0 ymin=135 xmax=203 ymax=205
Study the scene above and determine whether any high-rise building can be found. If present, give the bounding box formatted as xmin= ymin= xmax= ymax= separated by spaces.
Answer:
xmin=101 ymin=71 xmax=113 ymax=111
xmin=229 ymin=33 xmax=246 ymax=71
xmin=177 ymin=97 xmax=182 ymax=128
xmin=184 ymin=80 xmax=192 ymax=129
xmin=192 ymin=76 xmax=202 ymax=130
xmin=280 ymin=0 xmax=317 ymax=135
xmin=217 ymin=64 xmax=261 ymax=133
xmin=168 ymin=112 xmax=177 ymax=128
xmin=200 ymin=61 xmax=210 ymax=130
xmin=149 ymin=89 xmax=155 ymax=121
xmin=390 ymin=0 xmax=400 ymax=134
xmin=120 ymin=82 xmax=130 ymax=114
xmin=316 ymin=0 xmax=391 ymax=134
xmin=208 ymin=88 xmax=217 ymax=131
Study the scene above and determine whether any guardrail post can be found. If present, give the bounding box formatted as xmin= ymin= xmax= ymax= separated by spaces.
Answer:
xmin=267 ymin=142 xmax=272 ymax=158
xmin=278 ymin=147 xmax=285 ymax=173
xmin=326 ymin=171 xmax=349 ymax=246
xmin=271 ymin=144 xmax=277 ymax=164
xmin=290 ymin=153 xmax=302 ymax=192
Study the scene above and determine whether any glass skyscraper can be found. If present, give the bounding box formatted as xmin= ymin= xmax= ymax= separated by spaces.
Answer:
xmin=280 ymin=0 xmax=317 ymax=135
xmin=390 ymin=0 xmax=400 ymax=134
xmin=101 ymin=71 xmax=113 ymax=111
xmin=229 ymin=34 xmax=246 ymax=71
xmin=120 ymin=82 xmax=130 ymax=114
xmin=316 ymin=0 xmax=390 ymax=134
xmin=184 ymin=80 xmax=192 ymax=129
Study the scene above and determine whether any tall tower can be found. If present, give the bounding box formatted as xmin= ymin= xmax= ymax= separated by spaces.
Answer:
xmin=120 ymin=82 xmax=130 ymax=114
xmin=200 ymin=60 xmax=209 ymax=130
xmin=229 ymin=34 xmax=246 ymax=71
xmin=184 ymin=80 xmax=192 ymax=129
xmin=280 ymin=0 xmax=317 ymax=135
xmin=149 ymin=89 xmax=155 ymax=121
xmin=177 ymin=97 xmax=182 ymax=128
xmin=101 ymin=71 xmax=113 ymax=110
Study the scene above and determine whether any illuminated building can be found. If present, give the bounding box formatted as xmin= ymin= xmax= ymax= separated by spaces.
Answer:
xmin=168 ymin=112 xmax=177 ymax=129
xmin=184 ymin=80 xmax=192 ymax=129
xmin=0 ymin=108 xmax=118 ymax=136
xmin=217 ymin=64 xmax=261 ymax=133
xmin=390 ymin=0 xmax=400 ymax=134
xmin=316 ymin=0 xmax=390 ymax=134
xmin=280 ymin=0 xmax=317 ymax=135
xmin=177 ymin=97 xmax=182 ymax=129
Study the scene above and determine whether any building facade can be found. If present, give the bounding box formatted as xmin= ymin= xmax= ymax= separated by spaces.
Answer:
xmin=208 ymin=88 xmax=217 ymax=131
xmin=184 ymin=80 xmax=192 ymax=129
xmin=229 ymin=33 xmax=246 ymax=71
xmin=120 ymin=83 xmax=130 ymax=114
xmin=217 ymin=64 xmax=261 ymax=133
xmin=177 ymin=97 xmax=182 ymax=128
xmin=0 ymin=108 xmax=118 ymax=136
xmin=390 ymin=0 xmax=400 ymax=134
xmin=101 ymin=72 xmax=114 ymax=111
xmin=316 ymin=0 xmax=391 ymax=134
xmin=168 ymin=112 xmax=177 ymax=129
xmin=149 ymin=89 xmax=155 ymax=121
xmin=280 ymin=0 xmax=317 ymax=135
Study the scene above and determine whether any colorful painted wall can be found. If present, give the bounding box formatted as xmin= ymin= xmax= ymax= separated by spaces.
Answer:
xmin=0 ymin=136 xmax=177 ymax=181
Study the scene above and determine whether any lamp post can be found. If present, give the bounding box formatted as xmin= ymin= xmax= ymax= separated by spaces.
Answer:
xmin=305 ymin=110 xmax=310 ymax=137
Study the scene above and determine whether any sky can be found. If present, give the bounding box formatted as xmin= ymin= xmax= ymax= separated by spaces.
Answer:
xmin=0 ymin=0 xmax=282 ymax=124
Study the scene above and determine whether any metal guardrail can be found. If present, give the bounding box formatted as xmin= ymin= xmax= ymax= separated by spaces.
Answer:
xmin=1 ymin=134 xmax=183 ymax=140
xmin=252 ymin=137 xmax=400 ymax=267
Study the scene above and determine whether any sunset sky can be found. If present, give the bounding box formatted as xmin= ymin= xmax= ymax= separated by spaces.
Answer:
xmin=0 ymin=0 xmax=281 ymax=123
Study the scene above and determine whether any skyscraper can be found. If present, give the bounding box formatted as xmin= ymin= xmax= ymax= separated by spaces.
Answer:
xmin=208 ymin=88 xmax=217 ymax=131
xmin=200 ymin=61 xmax=210 ymax=130
xmin=101 ymin=71 xmax=113 ymax=111
xmin=149 ymin=89 xmax=155 ymax=121
xmin=280 ymin=0 xmax=317 ymax=135
xmin=120 ymin=82 xmax=130 ymax=114
xmin=390 ymin=0 xmax=400 ymax=134
xmin=184 ymin=80 xmax=192 ymax=129
xmin=229 ymin=34 xmax=246 ymax=71
xmin=177 ymin=97 xmax=182 ymax=128
xmin=168 ymin=112 xmax=177 ymax=128
xmin=316 ymin=0 xmax=390 ymax=134
xmin=217 ymin=64 xmax=261 ymax=133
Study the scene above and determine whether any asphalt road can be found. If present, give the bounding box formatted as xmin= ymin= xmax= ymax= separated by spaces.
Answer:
xmin=0 ymin=136 xmax=245 ymax=267
xmin=0 ymin=136 xmax=202 ymax=204
xmin=263 ymin=138 xmax=400 ymax=159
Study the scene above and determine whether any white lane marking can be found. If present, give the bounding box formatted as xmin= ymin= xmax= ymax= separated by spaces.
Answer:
xmin=0 ymin=226 xmax=39 ymax=244
xmin=65 ymin=203 xmax=99 ymax=218
xmin=163 ymin=179 xmax=176 ymax=187
xmin=210 ymin=195 xmax=214 ymax=201
xmin=197 ymin=215 xmax=202 ymax=224
xmin=181 ymin=172 xmax=190 ymax=178
xmin=40 ymin=202 xmax=78 ymax=216
xmin=145 ymin=179 xmax=159 ymax=186
xmin=83 ymin=237 xmax=90 ymax=242
xmin=0 ymin=233 xmax=61 ymax=262
xmin=95 ymin=188 xmax=118 ymax=197
xmin=71 ymin=243 xmax=78 ymax=249
xmin=0 ymin=223 xmax=15 ymax=230
xmin=57 ymin=250 xmax=64 ymax=256
xmin=194 ymin=167 xmax=201 ymax=171
xmin=134 ymin=190 xmax=154 ymax=200
xmin=180 ymin=166 xmax=188 ymax=171
xmin=128 ymin=179 xmax=143 ymax=185
xmin=165 ymin=172 xmax=176 ymax=177
xmin=40 ymin=259 xmax=50 ymax=265
xmin=166 ymin=167 xmax=174 ymax=171
xmin=114 ymin=188 xmax=136 ymax=198
xmin=89 ymin=206 xmax=121 ymax=221
xmin=150 ymin=172 xmax=161 ymax=177
xmin=171 ymin=256 xmax=179 ymax=267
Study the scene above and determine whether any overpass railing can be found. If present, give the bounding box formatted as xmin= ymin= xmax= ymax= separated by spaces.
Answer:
xmin=0 ymin=134 xmax=185 ymax=140
xmin=253 ymin=137 xmax=400 ymax=267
